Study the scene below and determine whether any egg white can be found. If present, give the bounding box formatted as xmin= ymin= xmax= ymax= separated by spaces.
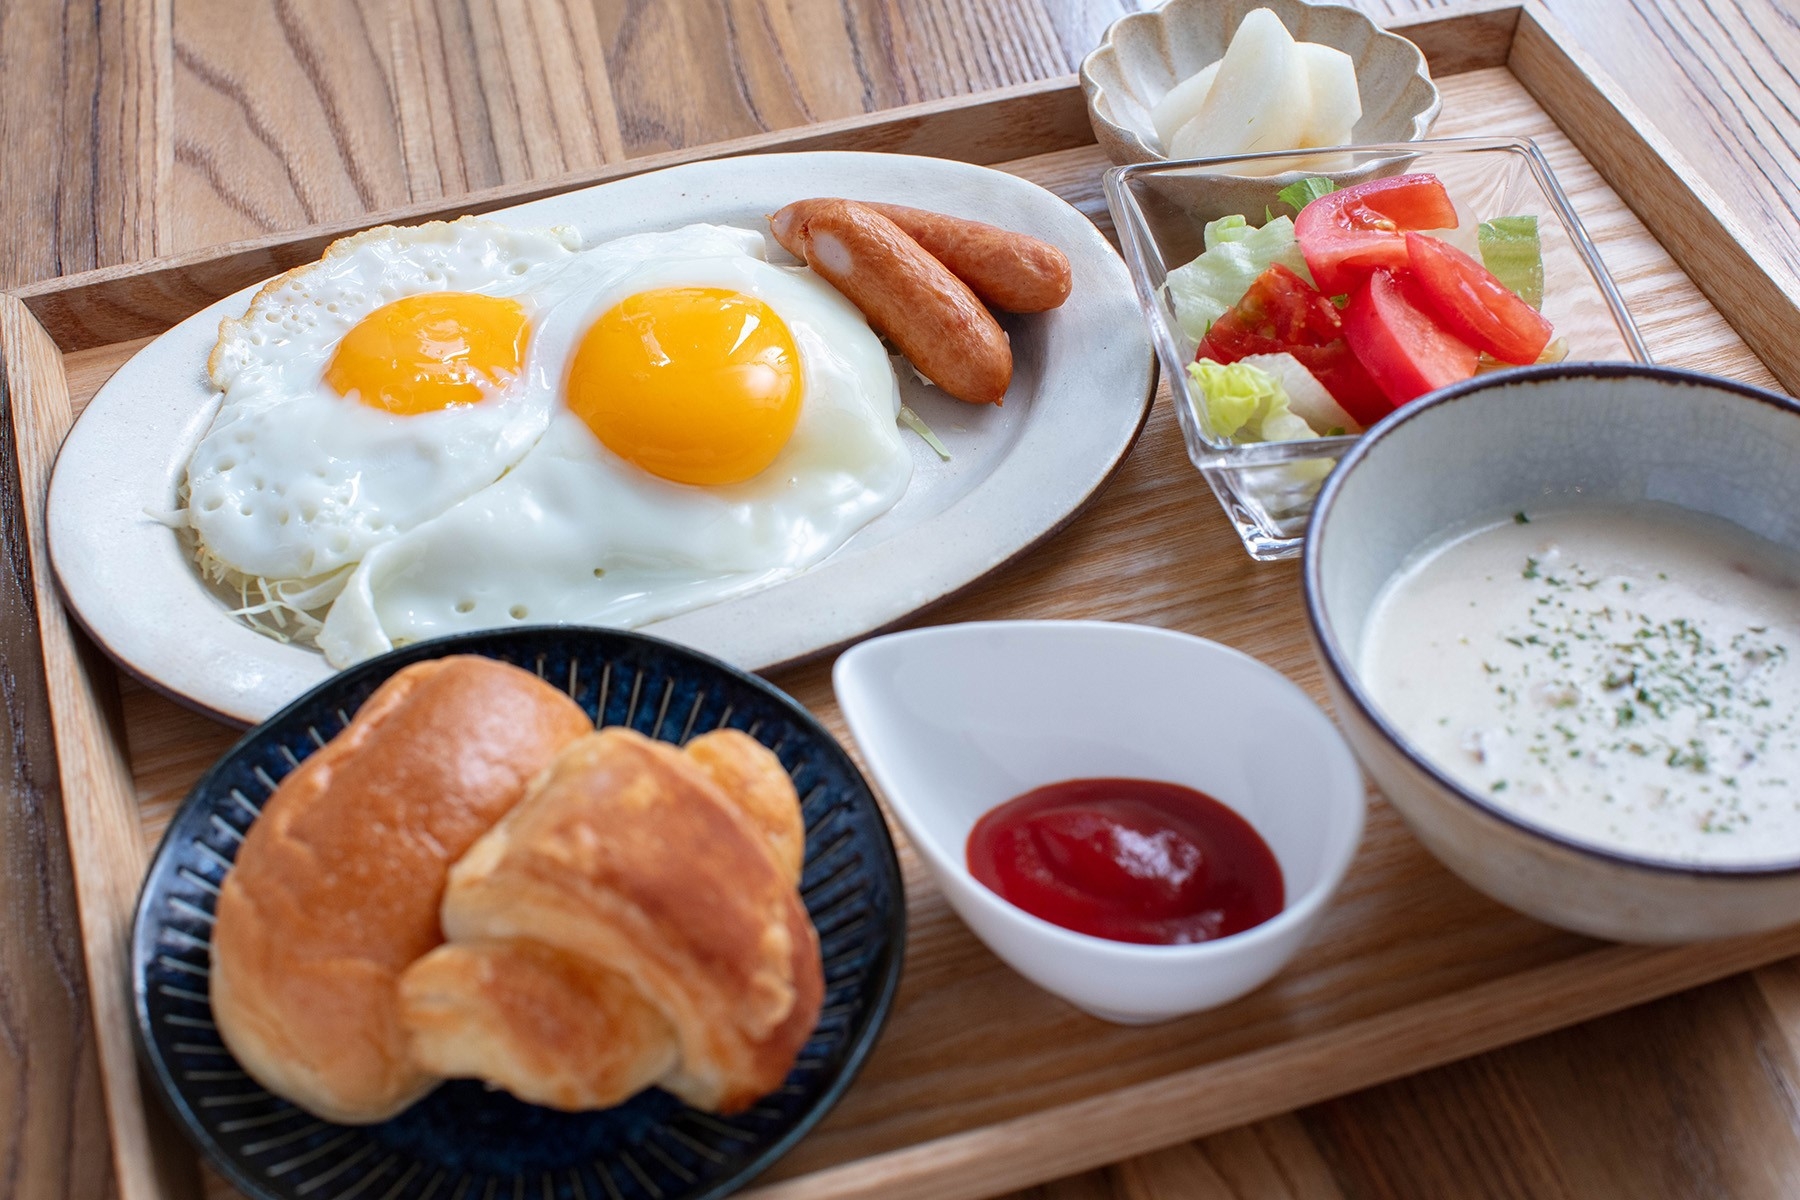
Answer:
xmin=315 ymin=248 xmax=910 ymax=666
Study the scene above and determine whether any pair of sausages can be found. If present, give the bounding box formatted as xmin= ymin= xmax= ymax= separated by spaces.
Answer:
xmin=769 ymin=199 xmax=1071 ymax=406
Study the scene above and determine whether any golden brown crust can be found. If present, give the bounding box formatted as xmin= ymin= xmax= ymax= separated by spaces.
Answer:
xmin=438 ymin=727 xmax=822 ymax=1113
xmin=683 ymin=729 xmax=805 ymax=884
xmin=662 ymin=884 xmax=822 ymax=1113
xmin=209 ymin=656 xmax=591 ymax=1124
xmin=398 ymin=940 xmax=678 ymax=1111
xmin=770 ymin=198 xmax=1012 ymax=406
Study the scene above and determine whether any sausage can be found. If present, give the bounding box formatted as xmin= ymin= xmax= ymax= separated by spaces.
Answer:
xmin=860 ymin=201 xmax=1071 ymax=313
xmin=767 ymin=200 xmax=814 ymax=264
xmin=773 ymin=199 xmax=1012 ymax=406
xmin=770 ymin=199 xmax=1072 ymax=313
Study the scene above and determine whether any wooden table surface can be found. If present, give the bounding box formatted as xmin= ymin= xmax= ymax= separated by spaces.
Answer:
xmin=5 ymin=2 xmax=1800 ymax=1197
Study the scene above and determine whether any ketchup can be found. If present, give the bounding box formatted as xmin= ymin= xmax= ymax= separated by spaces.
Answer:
xmin=966 ymin=778 xmax=1283 ymax=945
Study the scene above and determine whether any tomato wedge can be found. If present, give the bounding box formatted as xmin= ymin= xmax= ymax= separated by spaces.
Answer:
xmin=1294 ymin=174 xmax=1459 ymax=295
xmin=1403 ymin=232 xmax=1553 ymax=364
xmin=1199 ymin=264 xmax=1339 ymax=356
xmin=1341 ymin=269 xmax=1480 ymax=405
xmin=1281 ymin=341 xmax=1389 ymax=428
xmin=1197 ymin=264 xmax=1392 ymax=426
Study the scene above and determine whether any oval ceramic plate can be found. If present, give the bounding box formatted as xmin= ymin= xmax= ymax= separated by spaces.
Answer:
xmin=48 ymin=150 xmax=1155 ymax=725
xmin=134 ymin=627 xmax=904 ymax=1200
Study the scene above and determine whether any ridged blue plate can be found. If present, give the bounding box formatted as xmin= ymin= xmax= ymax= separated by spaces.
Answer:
xmin=132 ymin=627 xmax=905 ymax=1200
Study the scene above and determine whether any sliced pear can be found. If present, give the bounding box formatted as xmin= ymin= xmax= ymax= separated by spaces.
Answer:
xmin=1295 ymin=42 xmax=1361 ymax=147
xmin=1151 ymin=61 xmax=1222 ymax=150
xmin=1168 ymin=9 xmax=1311 ymax=161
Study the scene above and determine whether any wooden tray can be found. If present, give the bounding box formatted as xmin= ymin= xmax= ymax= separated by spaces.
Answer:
xmin=10 ymin=4 xmax=1800 ymax=1199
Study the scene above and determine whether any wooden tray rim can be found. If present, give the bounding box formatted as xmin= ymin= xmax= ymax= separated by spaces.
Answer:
xmin=7 ymin=5 xmax=1800 ymax=1200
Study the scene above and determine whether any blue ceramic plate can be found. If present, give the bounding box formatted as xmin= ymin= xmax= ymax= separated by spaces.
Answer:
xmin=132 ymin=627 xmax=905 ymax=1200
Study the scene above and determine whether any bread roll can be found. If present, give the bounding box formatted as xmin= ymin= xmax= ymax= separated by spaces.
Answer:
xmin=210 ymin=656 xmax=591 ymax=1124
xmin=424 ymin=727 xmax=822 ymax=1113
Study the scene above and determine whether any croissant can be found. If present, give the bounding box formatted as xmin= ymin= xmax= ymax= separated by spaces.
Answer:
xmin=209 ymin=657 xmax=593 ymax=1124
xmin=398 ymin=939 xmax=678 ymax=1111
xmin=399 ymin=727 xmax=822 ymax=1114
xmin=681 ymin=728 xmax=807 ymax=883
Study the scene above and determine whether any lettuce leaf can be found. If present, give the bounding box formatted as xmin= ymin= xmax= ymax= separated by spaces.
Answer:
xmin=1277 ymin=176 xmax=1338 ymax=212
xmin=1237 ymin=352 xmax=1361 ymax=434
xmin=1188 ymin=358 xmax=1320 ymax=442
xmin=1478 ymin=215 xmax=1544 ymax=309
xmin=1166 ymin=215 xmax=1314 ymax=341
xmin=1188 ymin=359 xmax=1335 ymax=487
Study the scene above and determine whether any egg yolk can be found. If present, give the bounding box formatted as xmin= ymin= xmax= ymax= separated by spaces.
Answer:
xmin=567 ymin=287 xmax=802 ymax=486
xmin=325 ymin=292 xmax=530 ymax=415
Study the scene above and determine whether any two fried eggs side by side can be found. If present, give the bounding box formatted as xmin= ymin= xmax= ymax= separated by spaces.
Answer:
xmin=181 ymin=217 xmax=912 ymax=665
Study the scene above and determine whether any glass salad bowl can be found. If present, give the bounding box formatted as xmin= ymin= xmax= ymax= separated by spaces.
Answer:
xmin=1103 ymin=136 xmax=1648 ymax=560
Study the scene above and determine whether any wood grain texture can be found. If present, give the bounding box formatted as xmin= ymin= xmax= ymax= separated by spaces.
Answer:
xmin=0 ymin=297 xmax=200 ymax=1200
xmin=1540 ymin=0 xmax=1800 ymax=284
xmin=10 ymin=3 xmax=1800 ymax=1200
xmin=0 ymin=322 xmax=117 ymax=1200
xmin=6 ymin=0 xmax=1797 ymax=286
xmin=1511 ymin=3 xmax=1800 ymax=394
xmin=154 ymin=0 xmax=1139 ymax=258
xmin=15 ymin=72 xmax=1099 ymax=354
xmin=0 ymin=0 xmax=170 ymax=284
xmin=1005 ymin=984 xmax=1800 ymax=1199
xmin=388 ymin=0 xmax=625 ymax=198
xmin=1383 ymin=0 xmax=1518 ymax=75
xmin=590 ymin=0 xmax=1130 ymax=155
xmin=10 ymin=3 xmax=1509 ymax=355
xmin=1307 ymin=974 xmax=1800 ymax=1200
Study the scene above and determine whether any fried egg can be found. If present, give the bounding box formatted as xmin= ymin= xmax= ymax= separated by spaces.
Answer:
xmin=316 ymin=248 xmax=909 ymax=666
xmin=189 ymin=219 xmax=588 ymax=581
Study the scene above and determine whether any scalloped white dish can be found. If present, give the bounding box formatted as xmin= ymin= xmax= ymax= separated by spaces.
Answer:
xmin=47 ymin=150 xmax=1155 ymax=725
xmin=1079 ymin=0 xmax=1440 ymax=172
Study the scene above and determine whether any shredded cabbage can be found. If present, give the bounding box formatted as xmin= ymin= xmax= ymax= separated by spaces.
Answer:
xmin=183 ymin=512 xmax=346 ymax=649
xmin=1165 ymin=215 xmax=1315 ymax=341
xmin=166 ymin=472 xmax=344 ymax=650
xmin=897 ymin=404 xmax=951 ymax=461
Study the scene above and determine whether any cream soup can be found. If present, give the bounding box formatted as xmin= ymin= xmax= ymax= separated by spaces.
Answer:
xmin=1362 ymin=503 xmax=1800 ymax=865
